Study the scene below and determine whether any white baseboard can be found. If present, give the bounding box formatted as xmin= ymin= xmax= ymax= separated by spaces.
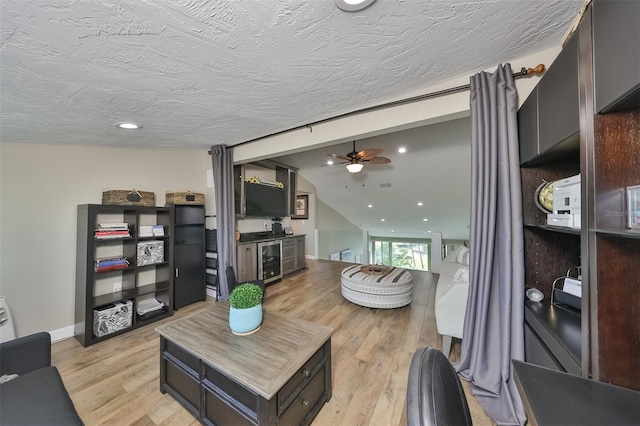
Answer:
xmin=49 ymin=325 xmax=75 ymax=343
xmin=305 ymin=255 xmax=319 ymax=260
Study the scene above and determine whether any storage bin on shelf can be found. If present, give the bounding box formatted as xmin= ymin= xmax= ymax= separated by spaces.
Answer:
xmin=165 ymin=191 xmax=204 ymax=205
xmin=137 ymin=241 xmax=164 ymax=266
xmin=102 ymin=189 xmax=155 ymax=207
xmin=93 ymin=300 xmax=133 ymax=337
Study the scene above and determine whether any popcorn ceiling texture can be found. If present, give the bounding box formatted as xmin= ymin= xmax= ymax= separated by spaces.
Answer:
xmin=0 ymin=0 xmax=582 ymax=150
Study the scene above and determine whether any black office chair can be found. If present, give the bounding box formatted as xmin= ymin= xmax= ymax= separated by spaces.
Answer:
xmin=226 ymin=266 xmax=266 ymax=297
xmin=406 ymin=347 xmax=472 ymax=426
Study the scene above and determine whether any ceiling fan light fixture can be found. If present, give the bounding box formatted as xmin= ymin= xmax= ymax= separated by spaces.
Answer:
xmin=346 ymin=162 xmax=364 ymax=173
xmin=334 ymin=0 xmax=376 ymax=12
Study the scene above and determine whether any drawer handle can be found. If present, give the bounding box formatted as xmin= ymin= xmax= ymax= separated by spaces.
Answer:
xmin=302 ymin=400 xmax=309 ymax=408
xmin=302 ymin=369 xmax=311 ymax=378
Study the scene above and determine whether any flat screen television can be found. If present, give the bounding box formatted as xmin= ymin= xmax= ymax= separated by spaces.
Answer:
xmin=244 ymin=183 xmax=287 ymax=218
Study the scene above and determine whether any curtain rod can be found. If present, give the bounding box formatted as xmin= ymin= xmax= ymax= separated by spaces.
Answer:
xmin=209 ymin=64 xmax=545 ymax=154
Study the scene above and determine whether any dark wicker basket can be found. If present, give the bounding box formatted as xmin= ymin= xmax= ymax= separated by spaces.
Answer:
xmin=102 ymin=189 xmax=155 ymax=207
xmin=165 ymin=191 xmax=205 ymax=205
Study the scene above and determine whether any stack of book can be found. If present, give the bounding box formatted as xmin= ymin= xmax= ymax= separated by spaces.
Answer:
xmin=95 ymin=223 xmax=130 ymax=239
xmin=136 ymin=297 xmax=166 ymax=318
xmin=138 ymin=225 xmax=165 ymax=237
xmin=95 ymin=256 xmax=129 ymax=272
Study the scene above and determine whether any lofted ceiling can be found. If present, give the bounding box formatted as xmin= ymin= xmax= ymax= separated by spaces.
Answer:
xmin=0 ymin=0 xmax=584 ymax=239
xmin=273 ymin=116 xmax=473 ymax=239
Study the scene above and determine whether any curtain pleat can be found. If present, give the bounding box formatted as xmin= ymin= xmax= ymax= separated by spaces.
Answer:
xmin=211 ymin=144 xmax=236 ymax=301
xmin=456 ymin=64 xmax=526 ymax=426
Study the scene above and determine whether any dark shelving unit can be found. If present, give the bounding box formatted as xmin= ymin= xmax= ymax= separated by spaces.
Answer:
xmin=519 ymin=0 xmax=640 ymax=391
xmin=205 ymin=228 xmax=218 ymax=301
xmin=74 ymin=204 xmax=174 ymax=347
xmin=172 ymin=205 xmax=206 ymax=309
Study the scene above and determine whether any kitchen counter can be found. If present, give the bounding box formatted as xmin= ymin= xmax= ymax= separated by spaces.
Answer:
xmin=238 ymin=231 xmax=306 ymax=244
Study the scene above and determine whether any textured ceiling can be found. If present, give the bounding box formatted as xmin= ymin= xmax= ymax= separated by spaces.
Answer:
xmin=1 ymin=0 xmax=583 ymax=150
xmin=1 ymin=0 xmax=584 ymax=240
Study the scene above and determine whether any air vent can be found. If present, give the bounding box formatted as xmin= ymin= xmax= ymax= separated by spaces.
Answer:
xmin=379 ymin=183 xmax=392 ymax=188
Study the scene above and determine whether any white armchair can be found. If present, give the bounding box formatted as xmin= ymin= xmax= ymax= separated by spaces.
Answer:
xmin=434 ymin=247 xmax=470 ymax=357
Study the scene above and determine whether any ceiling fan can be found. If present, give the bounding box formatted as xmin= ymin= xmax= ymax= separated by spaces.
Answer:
xmin=327 ymin=141 xmax=391 ymax=173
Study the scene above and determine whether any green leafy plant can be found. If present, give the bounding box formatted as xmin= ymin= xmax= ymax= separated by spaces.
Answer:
xmin=229 ymin=283 xmax=263 ymax=309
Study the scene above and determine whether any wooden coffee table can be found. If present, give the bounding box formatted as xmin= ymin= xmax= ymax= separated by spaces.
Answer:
xmin=155 ymin=303 xmax=334 ymax=425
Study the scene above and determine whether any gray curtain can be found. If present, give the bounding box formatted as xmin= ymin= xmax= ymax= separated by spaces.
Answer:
xmin=211 ymin=144 xmax=236 ymax=301
xmin=456 ymin=64 xmax=526 ymax=425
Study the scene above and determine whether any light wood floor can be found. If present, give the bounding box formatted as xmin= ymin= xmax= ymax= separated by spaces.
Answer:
xmin=52 ymin=259 xmax=493 ymax=425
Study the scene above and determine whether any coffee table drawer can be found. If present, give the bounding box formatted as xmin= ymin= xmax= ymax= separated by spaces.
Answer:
xmin=204 ymin=386 xmax=257 ymax=426
xmin=165 ymin=340 xmax=200 ymax=374
xmin=165 ymin=359 xmax=201 ymax=414
xmin=204 ymin=365 xmax=259 ymax=417
xmin=277 ymin=344 xmax=326 ymax=415
xmin=278 ymin=369 xmax=326 ymax=426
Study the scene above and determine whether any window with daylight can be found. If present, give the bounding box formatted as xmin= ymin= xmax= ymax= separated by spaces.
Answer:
xmin=371 ymin=238 xmax=431 ymax=271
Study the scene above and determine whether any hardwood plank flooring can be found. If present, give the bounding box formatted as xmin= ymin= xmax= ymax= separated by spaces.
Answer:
xmin=52 ymin=259 xmax=494 ymax=425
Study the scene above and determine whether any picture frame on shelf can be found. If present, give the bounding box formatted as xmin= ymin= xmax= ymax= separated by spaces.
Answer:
xmin=292 ymin=194 xmax=308 ymax=219
xmin=626 ymin=185 xmax=640 ymax=229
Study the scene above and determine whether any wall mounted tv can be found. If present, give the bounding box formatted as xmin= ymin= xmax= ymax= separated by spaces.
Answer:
xmin=244 ymin=183 xmax=287 ymax=218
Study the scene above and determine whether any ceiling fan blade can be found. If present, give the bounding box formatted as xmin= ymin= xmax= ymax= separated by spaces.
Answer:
xmin=328 ymin=153 xmax=351 ymax=161
xmin=356 ymin=148 xmax=383 ymax=160
xmin=367 ymin=156 xmax=391 ymax=164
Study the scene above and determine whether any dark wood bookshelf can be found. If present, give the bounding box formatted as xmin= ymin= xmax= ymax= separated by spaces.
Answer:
xmin=74 ymin=204 xmax=174 ymax=347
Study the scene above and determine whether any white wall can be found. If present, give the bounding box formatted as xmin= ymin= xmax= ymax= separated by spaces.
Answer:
xmin=0 ymin=142 xmax=209 ymax=339
xmin=290 ymin=174 xmax=317 ymax=258
xmin=316 ymin=199 xmax=363 ymax=261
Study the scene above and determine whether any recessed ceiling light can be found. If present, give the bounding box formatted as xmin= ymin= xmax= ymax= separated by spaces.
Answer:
xmin=381 ymin=218 xmax=385 ymax=222
xmin=327 ymin=160 xmax=334 ymax=165
xmin=417 ymin=202 xmax=423 ymax=206
xmin=116 ymin=122 xmax=142 ymax=130
xmin=391 ymin=230 xmax=395 ymax=232
xmin=334 ymin=0 xmax=376 ymax=12
xmin=423 ymin=218 xmax=428 ymax=222
xmin=398 ymin=147 xmax=407 ymax=153
xmin=368 ymin=204 xmax=373 ymax=208
xmin=428 ymin=230 xmax=432 ymax=233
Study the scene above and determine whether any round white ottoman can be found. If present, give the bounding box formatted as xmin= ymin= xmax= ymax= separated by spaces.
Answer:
xmin=341 ymin=265 xmax=413 ymax=308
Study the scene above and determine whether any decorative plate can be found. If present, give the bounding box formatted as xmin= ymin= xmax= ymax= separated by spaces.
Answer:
xmin=534 ymin=180 xmax=553 ymax=214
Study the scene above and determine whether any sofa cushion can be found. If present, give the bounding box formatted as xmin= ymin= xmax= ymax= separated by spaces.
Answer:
xmin=0 ymin=366 xmax=83 ymax=425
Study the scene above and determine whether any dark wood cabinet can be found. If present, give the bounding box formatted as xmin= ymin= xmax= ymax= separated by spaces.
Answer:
xmin=518 ymin=87 xmax=539 ymax=165
xmin=519 ymin=2 xmax=640 ymax=392
xmin=592 ymin=0 xmax=640 ymax=113
xmin=74 ymin=204 xmax=173 ymax=347
xmin=276 ymin=166 xmax=298 ymax=217
xmin=518 ymin=33 xmax=580 ymax=165
xmin=537 ymin=33 xmax=580 ymax=154
xmin=173 ymin=205 xmax=206 ymax=309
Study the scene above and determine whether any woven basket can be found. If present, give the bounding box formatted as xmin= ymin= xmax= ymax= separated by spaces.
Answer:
xmin=102 ymin=189 xmax=155 ymax=207
xmin=166 ymin=191 xmax=205 ymax=205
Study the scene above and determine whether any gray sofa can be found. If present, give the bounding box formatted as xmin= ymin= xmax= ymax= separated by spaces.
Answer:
xmin=0 ymin=332 xmax=83 ymax=425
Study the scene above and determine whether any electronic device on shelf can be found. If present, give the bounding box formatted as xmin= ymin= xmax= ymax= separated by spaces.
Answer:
xmin=547 ymin=174 xmax=581 ymax=229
